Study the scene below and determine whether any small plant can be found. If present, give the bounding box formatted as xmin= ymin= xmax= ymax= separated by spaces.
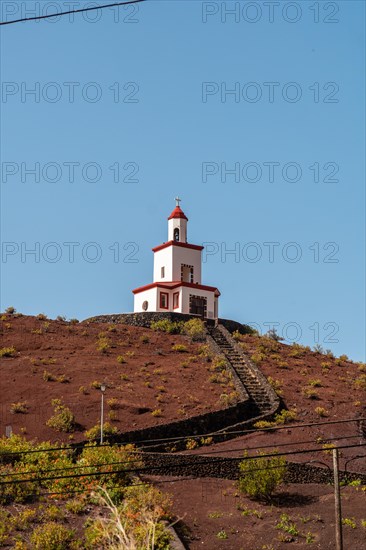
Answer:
xmin=276 ymin=513 xmax=299 ymax=536
xmin=10 ymin=401 xmax=28 ymax=414
xmin=150 ymin=319 xmax=182 ymax=334
xmin=321 ymin=361 xmax=331 ymax=370
xmin=126 ymin=351 xmax=135 ymax=358
xmin=185 ymin=438 xmax=198 ymax=450
xmin=182 ymin=318 xmax=206 ymax=341
xmin=151 ymin=409 xmax=162 ymax=417
xmin=216 ymin=530 xmax=228 ymax=539
xmin=96 ymin=337 xmax=110 ymax=354
xmin=69 ymin=318 xmax=79 ymax=324
xmin=266 ymin=328 xmax=284 ymax=341
xmin=172 ymin=344 xmax=187 ymax=352
xmin=5 ymin=306 xmax=16 ymax=314
xmin=302 ymin=387 xmax=319 ymax=400
xmin=238 ymin=451 xmax=287 ymax=501
xmin=140 ymin=334 xmax=150 ymax=343
xmin=46 ymin=398 xmax=75 ymax=432
xmin=0 ymin=346 xmax=16 ymax=357
xmin=208 ymin=511 xmax=223 ymax=518
xmin=107 ymin=398 xmax=119 ymax=410
xmin=117 ymin=355 xmax=126 ymax=364
xmin=107 ymin=324 xmax=117 ymax=332
xmin=56 ymin=315 xmax=66 ymax=321
xmin=361 ymin=519 xmax=366 ymax=528
xmin=108 ymin=410 xmax=118 ymax=421
xmin=30 ymin=522 xmax=75 ymax=550
xmin=251 ymin=352 xmax=265 ymax=364
xmin=314 ymin=406 xmax=329 ymax=417
xmin=37 ymin=313 xmax=48 ymax=321
xmin=342 ymin=517 xmax=356 ymax=528
xmin=79 ymin=385 xmax=89 ymax=395
xmin=355 ymin=374 xmax=366 ymax=390
xmin=57 ymin=374 xmax=69 ymax=383
xmin=65 ymin=498 xmax=86 ymax=515
xmin=84 ymin=422 xmax=117 ymax=441
xmin=308 ymin=378 xmax=322 ymax=387
xmin=268 ymin=377 xmax=283 ymax=397
xmin=91 ymin=380 xmax=103 ymax=389
xmin=313 ymin=344 xmax=325 ymax=354
xmin=43 ymin=370 xmax=56 ymax=382
xmin=339 ymin=354 xmax=349 ymax=362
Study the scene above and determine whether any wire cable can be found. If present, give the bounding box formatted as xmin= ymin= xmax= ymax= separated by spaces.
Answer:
xmin=0 ymin=0 xmax=146 ymax=26
xmin=0 ymin=432 xmax=360 ymax=479
xmin=1 ymin=416 xmax=364 ymax=457
xmin=1 ymin=442 xmax=365 ymax=487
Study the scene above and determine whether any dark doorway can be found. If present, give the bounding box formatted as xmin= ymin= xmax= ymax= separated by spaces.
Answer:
xmin=189 ymin=295 xmax=207 ymax=317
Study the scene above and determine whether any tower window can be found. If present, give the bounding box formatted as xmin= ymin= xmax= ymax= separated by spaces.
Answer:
xmin=160 ymin=292 xmax=169 ymax=309
xmin=174 ymin=228 xmax=180 ymax=241
xmin=173 ymin=292 xmax=179 ymax=309
xmin=161 ymin=266 xmax=165 ymax=278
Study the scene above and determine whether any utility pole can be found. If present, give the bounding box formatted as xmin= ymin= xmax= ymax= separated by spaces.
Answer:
xmin=333 ymin=447 xmax=343 ymax=550
xmin=100 ymin=384 xmax=106 ymax=444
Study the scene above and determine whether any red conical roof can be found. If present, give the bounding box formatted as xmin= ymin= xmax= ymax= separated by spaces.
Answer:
xmin=168 ymin=206 xmax=188 ymax=221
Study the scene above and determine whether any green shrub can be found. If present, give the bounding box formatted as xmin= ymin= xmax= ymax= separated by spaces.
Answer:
xmin=30 ymin=522 xmax=74 ymax=550
xmin=5 ymin=306 xmax=16 ymax=315
xmin=56 ymin=315 xmax=66 ymax=321
xmin=10 ymin=401 xmax=28 ymax=414
xmin=84 ymin=422 xmax=117 ymax=441
xmin=0 ymin=347 xmax=16 ymax=357
xmin=314 ymin=406 xmax=328 ymax=417
xmin=182 ymin=318 xmax=206 ymax=341
xmin=150 ymin=319 xmax=182 ymax=334
xmin=96 ymin=337 xmax=110 ymax=354
xmin=117 ymin=355 xmax=126 ymax=364
xmin=238 ymin=451 xmax=287 ymax=501
xmin=140 ymin=334 xmax=150 ymax=343
xmin=37 ymin=313 xmax=48 ymax=321
xmin=46 ymin=399 xmax=75 ymax=432
xmin=172 ymin=344 xmax=187 ymax=352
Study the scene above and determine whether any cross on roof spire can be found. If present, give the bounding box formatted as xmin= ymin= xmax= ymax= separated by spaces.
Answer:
xmin=175 ymin=196 xmax=181 ymax=207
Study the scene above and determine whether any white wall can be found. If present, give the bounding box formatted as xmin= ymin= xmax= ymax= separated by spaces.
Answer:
xmin=172 ymin=246 xmax=202 ymax=283
xmin=153 ymin=247 xmax=173 ymax=282
xmin=133 ymin=287 xmax=158 ymax=312
xmin=168 ymin=218 xmax=187 ymax=243
xmin=181 ymin=286 xmax=217 ymax=319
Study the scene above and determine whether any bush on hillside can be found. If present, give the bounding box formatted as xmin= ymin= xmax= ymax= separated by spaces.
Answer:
xmin=238 ymin=451 xmax=287 ymax=501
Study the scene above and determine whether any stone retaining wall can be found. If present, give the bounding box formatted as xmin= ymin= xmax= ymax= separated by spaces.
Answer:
xmin=139 ymin=452 xmax=366 ymax=485
xmin=84 ymin=311 xmax=254 ymax=335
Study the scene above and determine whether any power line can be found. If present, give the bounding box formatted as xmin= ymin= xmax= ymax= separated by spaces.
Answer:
xmin=0 ymin=0 xmax=147 ymax=26
xmin=1 ymin=442 xmax=365 ymax=487
xmin=1 ymin=433 xmax=360 ymax=479
xmin=1 ymin=416 xmax=364 ymax=457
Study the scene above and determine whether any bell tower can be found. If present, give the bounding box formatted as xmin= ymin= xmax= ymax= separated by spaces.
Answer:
xmin=168 ymin=197 xmax=188 ymax=243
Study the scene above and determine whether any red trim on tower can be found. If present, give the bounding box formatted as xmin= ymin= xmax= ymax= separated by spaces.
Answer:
xmin=132 ymin=281 xmax=220 ymax=297
xmin=152 ymin=241 xmax=204 ymax=253
xmin=168 ymin=206 xmax=188 ymax=221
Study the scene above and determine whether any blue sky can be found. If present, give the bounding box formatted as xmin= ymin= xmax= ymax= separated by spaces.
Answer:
xmin=1 ymin=1 xmax=365 ymax=360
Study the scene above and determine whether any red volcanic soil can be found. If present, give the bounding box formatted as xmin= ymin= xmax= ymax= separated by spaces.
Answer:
xmin=148 ymin=476 xmax=366 ymax=549
xmin=0 ymin=314 xmax=234 ymax=444
xmin=184 ymin=334 xmax=366 ymax=475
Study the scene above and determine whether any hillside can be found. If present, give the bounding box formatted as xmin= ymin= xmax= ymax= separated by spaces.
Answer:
xmin=0 ymin=312 xmax=365 ymax=549
xmin=0 ymin=313 xmax=236 ymax=443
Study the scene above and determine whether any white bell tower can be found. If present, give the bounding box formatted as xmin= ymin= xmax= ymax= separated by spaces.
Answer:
xmin=168 ymin=197 xmax=187 ymax=243
xmin=132 ymin=198 xmax=220 ymax=319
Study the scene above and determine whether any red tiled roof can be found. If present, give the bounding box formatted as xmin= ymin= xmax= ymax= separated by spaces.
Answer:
xmin=168 ymin=206 xmax=188 ymax=221
xmin=132 ymin=281 xmax=220 ymax=296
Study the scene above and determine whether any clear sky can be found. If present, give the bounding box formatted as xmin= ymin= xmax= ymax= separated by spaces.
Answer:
xmin=1 ymin=0 xmax=365 ymax=361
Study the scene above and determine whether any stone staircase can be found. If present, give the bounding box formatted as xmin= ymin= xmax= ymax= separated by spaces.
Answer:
xmin=207 ymin=324 xmax=280 ymax=418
